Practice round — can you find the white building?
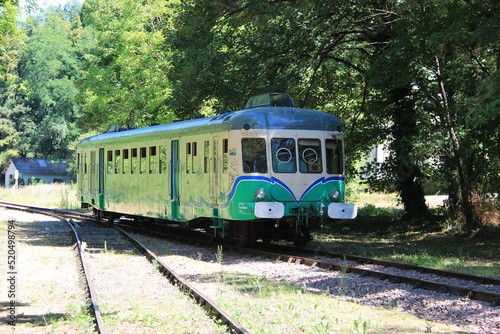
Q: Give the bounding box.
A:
[3,158,70,187]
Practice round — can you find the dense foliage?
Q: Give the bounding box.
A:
[0,0,498,232]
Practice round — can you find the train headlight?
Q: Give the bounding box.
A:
[254,188,266,200]
[329,189,341,201]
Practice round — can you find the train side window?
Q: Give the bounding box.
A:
[122,149,129,174]
[107,150,113,174]
[159,146,167,174]
[271,138,297,173]
[242,138,267,173]
[131,148,138,174]
[204,141,210,173]
[326,139,343,174]
[140,147,147,174]
[90,151,96,191]
[298,139,322,173]
[149,146,157,174]
[84,153,88,174]
[115,150,121,174]
[222,139,228,173]
[77,153,80,172]
[192,142,198,174]
[186,142,191,173]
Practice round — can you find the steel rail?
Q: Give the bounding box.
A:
[114,220,500,307]
[114,225,250,334]
[292,245,500,286]
[243,247,500,307]
[0,201,107,333]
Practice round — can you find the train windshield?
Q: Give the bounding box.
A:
[326,139,343,174]
[298,139,322,173]
[271,138,297,173]
[242,138,268,173]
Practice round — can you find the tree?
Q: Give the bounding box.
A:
[366,0,499,230]
[0,0,27,166]
[17,3,84,158]
[78,0,178,131]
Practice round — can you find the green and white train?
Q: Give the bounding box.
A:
[77,93,357,246]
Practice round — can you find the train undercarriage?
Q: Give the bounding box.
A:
[92,208,316,248]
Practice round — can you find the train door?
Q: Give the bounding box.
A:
[170,140,180,219]
[98,148,105,209]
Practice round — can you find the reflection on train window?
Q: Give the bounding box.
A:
[242,138,267,173]
[115,150,121,174]
[326,139,343,174]
[159,146,167,174]
[298,139,322,173]
[271,138,297,173]
[107,150,113,174]
[122,149,129,174]
[149,146,157,174]
[140,147,147,174]
[131,148,138,174]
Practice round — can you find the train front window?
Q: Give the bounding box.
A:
[271,138,297,173]
[242,138,267,173]
[298,139,322,173]
[326,139,343,174]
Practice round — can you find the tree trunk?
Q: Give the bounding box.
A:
[390,86,429,219]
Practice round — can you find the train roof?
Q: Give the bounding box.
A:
[78,105,344,146]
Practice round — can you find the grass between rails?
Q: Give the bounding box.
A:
[170,254,467,334]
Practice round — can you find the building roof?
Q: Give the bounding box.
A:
[4,158,69,176]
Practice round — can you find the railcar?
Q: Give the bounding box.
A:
[76,93,357,246]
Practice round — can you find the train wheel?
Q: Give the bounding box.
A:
[232,221,254,248]
[293,239,308,248]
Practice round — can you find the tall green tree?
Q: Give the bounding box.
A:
[0,0,27,166]
[17,3,84,158]
[79,0,178,131]
[367,0,499,230]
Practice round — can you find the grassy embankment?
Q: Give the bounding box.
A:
[310,192,499,278]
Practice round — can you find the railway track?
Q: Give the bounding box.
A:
[112,217,500,307]
[0,202,250,334]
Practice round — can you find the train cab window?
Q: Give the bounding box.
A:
[149,146,157,174]
[107,150,113,174]
[271,138,297,173]
[131,148,138,174]
[298,139,322,173]
[242,138,267,173]
[140,147,147,174]
[159,146,167,174]
[115,150,121,174]
[326,139,343,174]
[222,139,228,173]
[204,141,210,173]
[122,149,129,174]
